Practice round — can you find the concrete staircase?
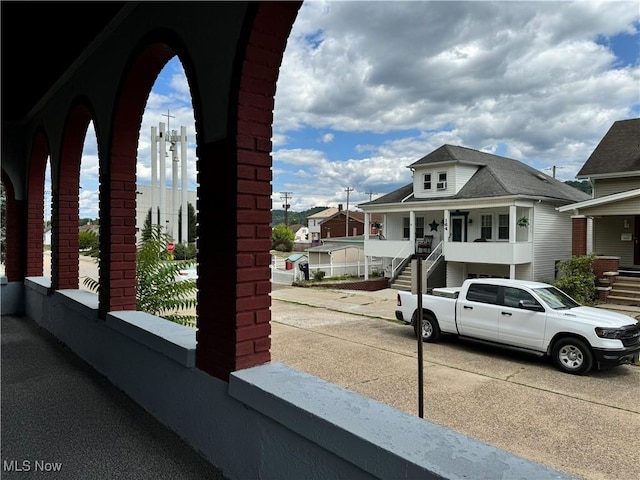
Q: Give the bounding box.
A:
[391,263,413,291]
[606,275,640,307]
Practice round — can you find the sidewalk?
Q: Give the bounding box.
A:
[270,285,400,321]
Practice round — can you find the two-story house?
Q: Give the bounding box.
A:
[307,207,339,245]
[557,118,640,278]
[359,145,590,288]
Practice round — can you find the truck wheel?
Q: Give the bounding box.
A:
[551,337,594,375]
[413,312,441,343]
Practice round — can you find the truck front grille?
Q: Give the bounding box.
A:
[620,324,640,347]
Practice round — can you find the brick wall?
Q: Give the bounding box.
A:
[196,2,302,381]
[571,216,587,256]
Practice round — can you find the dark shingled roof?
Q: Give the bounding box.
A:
[362,145,590,207]
[577,118,640,177]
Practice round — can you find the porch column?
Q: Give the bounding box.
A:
[410,211,416,246]
[509,205,517,243]
[571,216,588,256]
[443,209,450,243]
[364,212,369,280]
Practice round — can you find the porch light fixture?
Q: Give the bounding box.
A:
[623,219,630,229]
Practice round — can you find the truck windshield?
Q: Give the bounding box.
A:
[533,287,580,310]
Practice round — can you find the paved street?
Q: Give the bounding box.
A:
[270,286,640,480]
[20,256,640,479]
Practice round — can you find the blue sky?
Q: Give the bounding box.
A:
[59,1,639,220]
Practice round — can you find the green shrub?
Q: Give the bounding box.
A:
[173,242,197,260]
[554,254,597,305]
[84,225,197,327]
[312,270,326,281]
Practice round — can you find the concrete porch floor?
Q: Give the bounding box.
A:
[1,314,228,479]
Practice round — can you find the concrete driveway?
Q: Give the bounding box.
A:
[270,286,640,480]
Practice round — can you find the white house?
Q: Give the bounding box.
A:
[358,145,590,289]
[306,207,338,244]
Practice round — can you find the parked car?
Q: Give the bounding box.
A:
[395,278,640,375]
[175,266,198,282]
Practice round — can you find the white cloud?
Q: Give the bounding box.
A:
[320,133,334,143]
[274,1,638,144]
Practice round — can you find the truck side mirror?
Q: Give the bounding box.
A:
[519,300,544,312]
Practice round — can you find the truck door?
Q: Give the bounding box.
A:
[457,283,500,341]
[498,286,546,350]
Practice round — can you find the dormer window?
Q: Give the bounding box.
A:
[423,173,431,190]
[437,172,447,190]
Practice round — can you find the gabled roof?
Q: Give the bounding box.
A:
[307,207,339,219]
[361,145,589,206]
[322,210,365,224]
[288,224,306,233]
[577,118,640,178]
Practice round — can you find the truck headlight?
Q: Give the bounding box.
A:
[594,327,623,339]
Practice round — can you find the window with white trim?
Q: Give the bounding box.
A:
[437,172,447,190]
[481,215,492,240]
[403,216,425,239]
[498,214,509,240]
[423,173,431,190]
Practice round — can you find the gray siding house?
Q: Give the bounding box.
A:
[359,145,590,288]
[558,118,640,269]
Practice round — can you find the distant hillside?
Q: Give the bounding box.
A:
[271,206,329,227]
[564,180,592,195]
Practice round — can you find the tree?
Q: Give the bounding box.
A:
[178,202,197,243]
[142,207,160,241]
[271,223,294,252]
[78,229,99,257]
[84,225,197,327]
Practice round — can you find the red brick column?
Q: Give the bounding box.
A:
[99,44,175,318]
[52,105,90,290]
[195,1,301,381]
[571,216,587,256]
[1,172,25,282]
[26,131,49,277]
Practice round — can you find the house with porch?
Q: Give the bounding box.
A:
[557,118,640,304]
[359,145,590,289]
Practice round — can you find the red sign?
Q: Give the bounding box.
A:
[167,242,175,252]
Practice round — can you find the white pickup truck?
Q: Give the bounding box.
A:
[395,278,640,375]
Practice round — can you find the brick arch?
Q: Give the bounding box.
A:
[1,171,24,282]
[99,39,194,317]
[26,129,50,277]
[51,101,94,290]
[195,2,302,380]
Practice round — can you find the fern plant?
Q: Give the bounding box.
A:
[83,225,197,327]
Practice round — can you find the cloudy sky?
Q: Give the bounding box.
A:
[68,0,639,219]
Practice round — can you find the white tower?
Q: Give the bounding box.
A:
[150,116,189,243]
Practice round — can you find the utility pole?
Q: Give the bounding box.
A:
[280,192,292,226]
[545,166,565,179]
[345,187,353,237]
[366,190,376,201]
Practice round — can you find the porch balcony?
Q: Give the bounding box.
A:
[443,241,533,264]
[365,237,533,265]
